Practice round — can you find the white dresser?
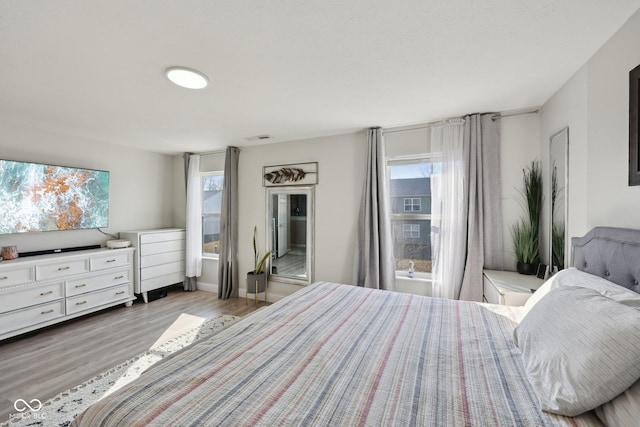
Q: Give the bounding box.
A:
[119,229,186,303]
[0,247,135,340]
[483,270,544,306]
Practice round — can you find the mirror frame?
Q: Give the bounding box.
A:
[265,185,315,285]
[549,127,569,272]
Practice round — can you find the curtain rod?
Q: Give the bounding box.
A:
[184,147,243,157]
[384,107,540,134]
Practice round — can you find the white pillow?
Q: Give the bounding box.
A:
[522,268,640,317]
[596,378,640,427]
[514,285,640,416]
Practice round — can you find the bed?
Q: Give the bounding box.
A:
[72,227,640,426]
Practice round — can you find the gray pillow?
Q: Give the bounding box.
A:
[596,378,640,427]
[513,285,640,416]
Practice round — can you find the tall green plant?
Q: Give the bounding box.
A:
[511,160,543,265]
[251,226,271,274]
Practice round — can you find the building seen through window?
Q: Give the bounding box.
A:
[388,160,433,273]
[202,173,223,256]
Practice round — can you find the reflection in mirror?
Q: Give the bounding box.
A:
[266,186,314,285]
[549,127,569,272]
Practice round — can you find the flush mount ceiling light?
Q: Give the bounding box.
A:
[166,67,209,89]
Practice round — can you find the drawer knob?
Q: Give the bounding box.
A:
[0,276,8,280]
[40,290,54,296]
[114,275,124,280]
[106,259,116,263]
[58,266,71,271]
[115,291,125,295]
[41,309,54,314]
[76,301,87,305]
[75,284,87,288]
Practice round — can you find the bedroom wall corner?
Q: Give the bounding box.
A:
[540,65,589,265]
[500,113,543,270]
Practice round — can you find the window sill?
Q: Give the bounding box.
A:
[202,255,220,261]
[395,271,432,282]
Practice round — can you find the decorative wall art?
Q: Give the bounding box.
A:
[263,162,318,187]
[629,63,640,186]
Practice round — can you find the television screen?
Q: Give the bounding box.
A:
[0,160,109,233]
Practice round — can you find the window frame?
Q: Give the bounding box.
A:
[201,171,224,260]
[387,156,433,279]
[403,197,421,212]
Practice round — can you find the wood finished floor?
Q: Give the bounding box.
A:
[0,287,267,422]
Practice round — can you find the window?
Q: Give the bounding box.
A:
[404,197,421,212]
[202,172,223,257]
[403,223,420,238]
[388,158,433,273]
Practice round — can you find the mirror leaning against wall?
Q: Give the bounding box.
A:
[266,186,314,285]
[549,127,569,272]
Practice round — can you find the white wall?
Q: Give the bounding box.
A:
[540,66,588,265]
[586,9,640,228]
[539,8,640,257]
[0,117,177,253]
[236,133,365,301]
[500,113,542,270]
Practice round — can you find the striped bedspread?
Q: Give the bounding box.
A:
[73,282,602,426]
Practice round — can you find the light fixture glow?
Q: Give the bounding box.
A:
[166,67,209,89]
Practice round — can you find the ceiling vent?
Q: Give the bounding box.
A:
[246,134,271,141]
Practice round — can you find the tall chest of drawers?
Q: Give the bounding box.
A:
[119,229,186,303]
[0,247,135,340]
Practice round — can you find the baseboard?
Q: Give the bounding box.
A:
[197,281,287,303]
[197,281,218,293]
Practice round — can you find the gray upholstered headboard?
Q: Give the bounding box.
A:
[571,227,640,293]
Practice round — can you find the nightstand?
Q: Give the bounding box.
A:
[482,270,544,306]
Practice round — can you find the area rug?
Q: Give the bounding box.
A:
[2,314,240,427]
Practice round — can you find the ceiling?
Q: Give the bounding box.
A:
[1,1,639,155]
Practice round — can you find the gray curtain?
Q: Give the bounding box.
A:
[218,146,240,299]
[353,128,396,290]
[459,114,503,301]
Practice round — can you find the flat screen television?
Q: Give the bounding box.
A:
[0,159,109,234]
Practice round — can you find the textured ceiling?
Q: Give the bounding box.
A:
[1,1,639,154]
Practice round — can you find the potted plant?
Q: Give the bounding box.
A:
[511,160,542,275]
[247,226,271,294]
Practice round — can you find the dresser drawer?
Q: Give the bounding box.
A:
[140,231,185,244]
[483,276,502,305]
[36,259,89,281]
[90,252,131,271]
[140,251,184,269]
[0,266,34,287]
[140,272,185,294]
[66,269,130,297]
[0,300,65,335]
[141,261,185,281]
[66,284,131,315]
[1,282,64,314]
[140,240,186,256]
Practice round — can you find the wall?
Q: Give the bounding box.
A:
[237,133,365,301]
[540,8,640,256]
[500,113,542,270]
[0,116,177,253]
[386,116,542,273]
[540,66,588,265]
[586,9,640,228]
[208,117,537,302]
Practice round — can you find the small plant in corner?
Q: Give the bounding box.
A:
[247,226,272,294]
